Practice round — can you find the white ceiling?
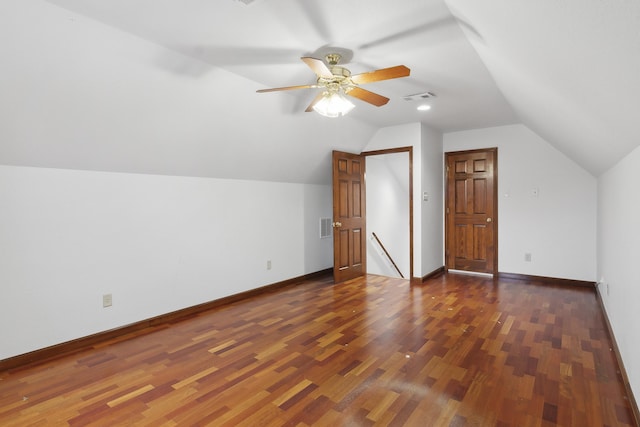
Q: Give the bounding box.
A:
[1,0,638,183]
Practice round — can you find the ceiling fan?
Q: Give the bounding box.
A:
[256,53,410,117]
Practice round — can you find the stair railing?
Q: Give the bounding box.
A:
[371,232,404,278]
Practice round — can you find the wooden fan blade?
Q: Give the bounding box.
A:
[301,57,333,78]
[305,91,326,112]
[256,84,316,93]
[350,65,410,85]
[346,87,389,107]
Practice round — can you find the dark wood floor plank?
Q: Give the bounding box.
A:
[0,273,636,426]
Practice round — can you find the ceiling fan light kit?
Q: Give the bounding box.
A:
[257,52,410,118]
[313,90,355,118]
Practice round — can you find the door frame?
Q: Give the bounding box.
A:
[362,147,414,282]
[444,147,498,275]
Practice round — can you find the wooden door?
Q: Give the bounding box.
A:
[445,148,497,274]
[332,150,366,283]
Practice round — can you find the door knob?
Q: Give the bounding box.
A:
[486,217,492,223]
[332,221,342,228]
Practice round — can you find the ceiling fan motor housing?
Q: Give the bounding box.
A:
[319,57,354,93]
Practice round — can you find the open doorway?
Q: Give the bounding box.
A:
[363,147,413,280]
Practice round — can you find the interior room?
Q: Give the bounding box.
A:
[1,0,639,425]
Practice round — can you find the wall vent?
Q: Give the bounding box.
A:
[403,91,437,101]
[320,218,332,239]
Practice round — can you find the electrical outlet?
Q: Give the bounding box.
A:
[103,294,112,308]
[267,260,272,270]
[607,283,610,296]
[524,253,532,262]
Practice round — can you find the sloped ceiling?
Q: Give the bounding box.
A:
[1,0,638,184]
[446,0,640,175]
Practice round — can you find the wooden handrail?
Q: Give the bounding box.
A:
[371,232,405,278]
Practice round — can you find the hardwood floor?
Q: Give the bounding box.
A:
[0,273,636,426]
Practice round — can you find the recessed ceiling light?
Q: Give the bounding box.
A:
[417,104,431,111]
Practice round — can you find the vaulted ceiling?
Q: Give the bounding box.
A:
[1,0,638,184]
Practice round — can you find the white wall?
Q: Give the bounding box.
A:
[444,124,597,281]
[366,153,410,278]
[0,165,332,360]
[598,145,640,401]
[421,124,444,275]
[303,184,333,272]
